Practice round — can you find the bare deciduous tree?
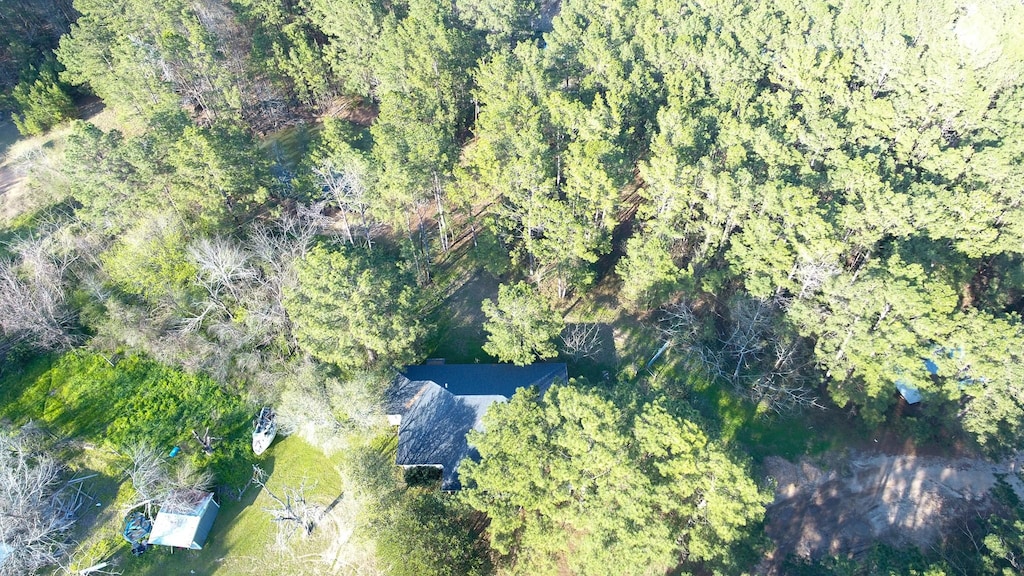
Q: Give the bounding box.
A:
[120,442,213,515]
[191,428,219,455]
[560,323,603,361]
[0,235,78,352]
[121,442,169,509]
[790,257,841,300]
[313,160,377,249]
[188,236,256,302]
[657,300,701,343]
[0,427,79,576]
[251,465,326,549]
[657,298,824,415]
[720,297,774,382]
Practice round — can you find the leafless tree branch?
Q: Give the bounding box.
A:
[251,465,326,549]
[560,323,603,361]
[0,426,79,576]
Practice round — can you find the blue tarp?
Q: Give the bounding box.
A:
[895,379,923,404]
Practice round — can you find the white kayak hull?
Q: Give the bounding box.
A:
[252,427,276,455]
[252,407,277,455]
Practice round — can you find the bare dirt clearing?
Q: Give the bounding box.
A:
[0,118,25,222]
[764,451,1024,564]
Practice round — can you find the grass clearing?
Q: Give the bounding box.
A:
[426,267,499,364]
[129,435,345,576]
[1,352,351,575]
[261,123,318,174]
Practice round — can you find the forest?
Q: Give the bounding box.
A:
[1,0,1023,574]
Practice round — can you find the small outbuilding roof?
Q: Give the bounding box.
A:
[149,491,219,550]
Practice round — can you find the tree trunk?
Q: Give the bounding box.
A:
[433,173,450,253]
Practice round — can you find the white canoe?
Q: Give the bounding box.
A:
[252,407,277,455]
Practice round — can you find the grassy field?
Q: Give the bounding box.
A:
[0,353,348,576]
[128,435,345,576]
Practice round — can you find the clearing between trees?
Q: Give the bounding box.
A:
[764,450,1024,565]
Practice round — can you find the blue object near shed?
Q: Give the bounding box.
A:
[168,446,181,458]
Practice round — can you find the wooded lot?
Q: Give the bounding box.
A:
[1,0,1023,574]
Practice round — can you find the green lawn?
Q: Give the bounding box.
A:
[128,435,345,576]
[0,352,349,576]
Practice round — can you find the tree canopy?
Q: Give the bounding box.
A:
[481,281,563,365]
[461,385,770,575]
[284,243,423,370]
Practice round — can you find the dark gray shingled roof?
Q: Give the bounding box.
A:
[402,363,568,399]
[388,363,568,490]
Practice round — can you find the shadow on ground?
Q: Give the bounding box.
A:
[428,269,499,363]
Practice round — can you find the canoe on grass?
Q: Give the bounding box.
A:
[252,406,277,455]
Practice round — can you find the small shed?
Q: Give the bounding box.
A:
[149,491,219,550]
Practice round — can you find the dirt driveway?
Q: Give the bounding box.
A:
[0,154,30,223]
[0,118,31,223]
[763,451,1024,563]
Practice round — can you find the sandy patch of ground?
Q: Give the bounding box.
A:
[764,451,1024,563]
[0,163,31,223]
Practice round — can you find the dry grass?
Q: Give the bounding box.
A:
[0,101,120,225]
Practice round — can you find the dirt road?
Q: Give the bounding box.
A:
[764,451,1024,561]
[0,118,28,222]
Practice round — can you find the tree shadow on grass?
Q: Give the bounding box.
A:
[0,118,19,158]
[427,269,500,363]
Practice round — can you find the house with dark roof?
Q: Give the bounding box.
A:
[386,361,568,490]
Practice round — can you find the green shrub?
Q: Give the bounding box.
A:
[101,219,199,304]
[10,67,76,136]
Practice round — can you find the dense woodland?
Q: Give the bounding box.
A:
[1,0,1024,574]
